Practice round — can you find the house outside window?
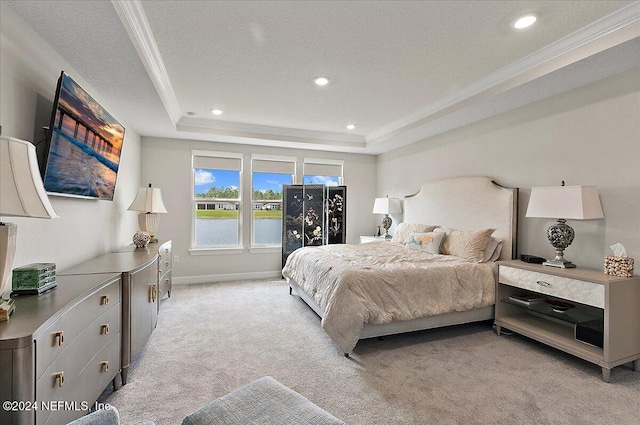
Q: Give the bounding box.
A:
[251,155,296,247]
[192,151,242,248]
[303,158,344,186]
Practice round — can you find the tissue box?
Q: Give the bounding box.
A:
[604,256,634,277]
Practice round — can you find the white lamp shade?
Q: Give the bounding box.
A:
[128,184,168,213]
[0,136,58,219]
[372,197,402,215]
[526,186,604,220]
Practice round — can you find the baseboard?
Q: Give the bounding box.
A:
[173,270,283,285]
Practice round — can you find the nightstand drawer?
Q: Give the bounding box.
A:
[499,266,604,308]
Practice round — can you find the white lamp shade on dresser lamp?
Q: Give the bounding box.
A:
[128,183,168,243]
[526,184,604,268]
[0,136,59,298]
[372,197,402,239]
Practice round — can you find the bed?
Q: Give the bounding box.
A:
[282,176,518,354]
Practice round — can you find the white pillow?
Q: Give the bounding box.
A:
[438,228,496,262]
[482,237,503,262]
[405,231,446,254]
[391,223,438,244]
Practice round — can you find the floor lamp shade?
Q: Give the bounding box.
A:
[0,136,58,297]
[526,185,604,268]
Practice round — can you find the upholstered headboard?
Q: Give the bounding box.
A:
[403,176,518,260]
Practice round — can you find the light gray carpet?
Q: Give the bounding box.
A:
[100,280,640,424]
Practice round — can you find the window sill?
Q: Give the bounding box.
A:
[248,246,281,254]
[189,247,244,256]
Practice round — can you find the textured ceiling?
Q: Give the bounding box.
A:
[5,0,639,154]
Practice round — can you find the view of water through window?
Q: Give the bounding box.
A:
[195,218,282,246]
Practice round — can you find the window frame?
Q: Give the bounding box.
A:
[303,157,344,186]
[190,150,243,254]
[250,154,297,249]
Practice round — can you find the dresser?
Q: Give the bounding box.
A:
[0,273,122,425]
[60,241,171,385]
[495,260,640,382]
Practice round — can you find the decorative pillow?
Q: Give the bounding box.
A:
[391,223,438,244]
[440,228,496,262]
[405,231,446,254]
[482,237,503,263]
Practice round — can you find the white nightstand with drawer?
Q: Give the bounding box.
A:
[495,260,640,382]
[359,236,390,243]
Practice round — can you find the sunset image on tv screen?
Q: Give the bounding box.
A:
[44,73,125,200]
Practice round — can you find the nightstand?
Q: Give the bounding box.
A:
[495,260,640,382]
[359,236,389,243]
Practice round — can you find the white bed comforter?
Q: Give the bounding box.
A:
[282,241,496,352]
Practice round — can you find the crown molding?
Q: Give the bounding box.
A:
[112,0,182,124]
[366,2,640,147]
[177,117,365,146]
[113,0,639,154]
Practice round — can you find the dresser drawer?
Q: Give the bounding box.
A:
[35,280,120,378]
[499,266,604,308]
[158,257,172,277]
[37,335,120,425]
[36,306,120,404]
[159,270,171,298]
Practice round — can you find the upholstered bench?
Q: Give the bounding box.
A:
[181,376,345,425]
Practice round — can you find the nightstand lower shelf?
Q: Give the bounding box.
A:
[496,314,602,363]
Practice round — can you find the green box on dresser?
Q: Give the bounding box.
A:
[12,263,56,291]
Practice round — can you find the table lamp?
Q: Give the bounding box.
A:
[128,183,168,243]
[0,136,59,300]
[372,196,402,239]
[525,183,604,268]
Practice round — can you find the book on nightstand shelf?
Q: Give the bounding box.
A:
[508,294,547,306]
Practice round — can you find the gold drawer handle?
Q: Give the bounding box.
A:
[101,294,110,305]
[164,261,170,267]
[150,284,157,302]
[537,280,552,288]
[101,361,109,373]
[53,371,64,387]
[53,331,64,346]
[164,249,169,254]
[101,324,110,335]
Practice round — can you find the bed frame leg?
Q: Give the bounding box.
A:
[289,286,292,295]
[344,353,350,358]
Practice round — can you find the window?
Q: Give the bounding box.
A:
[251,155,296,246]
[192,151,242,248]
[303,158,343,186]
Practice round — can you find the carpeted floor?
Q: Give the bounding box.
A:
[100,279,640,424]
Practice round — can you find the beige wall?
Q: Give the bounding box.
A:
[141,137,377,282]
[0,3,140,274]
[4,0,636,281]
[377,68,640,271]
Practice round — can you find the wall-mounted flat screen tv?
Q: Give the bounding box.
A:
[39,71,125,200]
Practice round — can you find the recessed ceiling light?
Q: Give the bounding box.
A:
[512,14,537,29]
[346,124,356,130]
[211,109,223,116]
[313,76,330,86]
